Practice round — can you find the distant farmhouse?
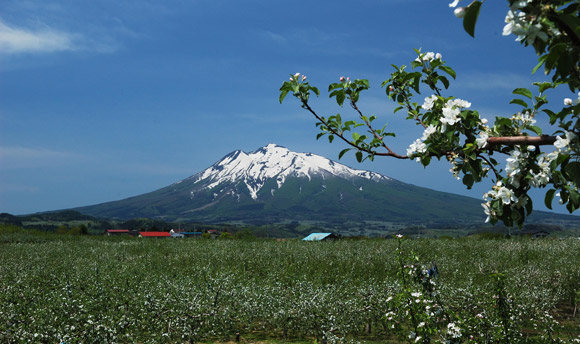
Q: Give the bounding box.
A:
[302,233,337,241]
[105,228,221,239]
[138,231,171,238]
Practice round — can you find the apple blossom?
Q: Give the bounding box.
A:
[453,7,466,18]
[476,131,488,149]
[421,125,437,140]
[421,95,438,111]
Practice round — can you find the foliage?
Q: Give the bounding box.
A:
[279,0,580,228]
[1,234,580,343]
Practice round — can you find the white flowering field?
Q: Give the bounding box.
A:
[1,235,580,343]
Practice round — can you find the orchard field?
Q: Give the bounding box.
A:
[1,230,580,343]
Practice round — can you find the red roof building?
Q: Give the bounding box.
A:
[138,231,171,238]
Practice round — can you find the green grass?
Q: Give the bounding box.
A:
[1,228,580,343]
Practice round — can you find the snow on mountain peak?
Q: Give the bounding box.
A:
[190,144,390,199]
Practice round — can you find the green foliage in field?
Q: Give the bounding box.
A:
[0,235,579,343]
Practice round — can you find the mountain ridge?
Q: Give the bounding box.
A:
[74,144,580,233]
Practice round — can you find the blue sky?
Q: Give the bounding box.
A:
[0,0,575,216]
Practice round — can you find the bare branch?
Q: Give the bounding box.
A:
[486,135,557,147]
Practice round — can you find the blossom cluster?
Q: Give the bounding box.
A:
[407,95,473,159]
[414,51,442,63]
[451,0,554,44]
[481,130,578,223]
[511,111,536,126]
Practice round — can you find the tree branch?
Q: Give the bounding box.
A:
[301,100,408,159]
[350,101,399,156]
[486,135,557,147]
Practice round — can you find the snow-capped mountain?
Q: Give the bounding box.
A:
[76,144,486,229]
[184,143,388,200]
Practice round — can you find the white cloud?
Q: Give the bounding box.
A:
[0,146,82,169]
[0,19,78,54]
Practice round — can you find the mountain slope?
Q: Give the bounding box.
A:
[76,144,492,226]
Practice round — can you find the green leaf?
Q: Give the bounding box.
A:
[336,92,346,106]
[462,174,474,189]
[532,55,547,74]
[544,189,556,210]
[394,106,403,113]
[439,76,450,89]
[565,161,580,186]
[279,90,289,104]
[463,1,482,37]
[355,151,363,163]
[438,65,456,79]
[509,99,529,108]
[528,126,542,135]
[512,88,533,99]
[338,148,350,160]
[533,81,553,93]
[309,86,320,97]
[352,132,360,141]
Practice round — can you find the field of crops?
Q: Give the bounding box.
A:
[1,232,580,343]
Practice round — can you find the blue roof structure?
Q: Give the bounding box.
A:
[302,233,335,241]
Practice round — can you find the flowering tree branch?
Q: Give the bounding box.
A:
[280,0,580,227]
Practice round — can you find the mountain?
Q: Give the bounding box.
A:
[74,144,579,234]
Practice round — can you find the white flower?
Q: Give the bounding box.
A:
[435,53,442,60]
[512,111,536,125]
[421,125,437,140]
[530,171,550,187]
[294,72,301,78]
[481,118,488,125]
[423,52,435,62]
[407,139,427,157]
[422,95,438,111]
[476,131,489,149]
[565,98,573,106]
[554,136,569,151]
[447,322,462,338]
[497,186,517,205]
[411,292,422,297]
[441,107,460,126]
[503,10,527,37]
[454,7,467,18]
[449,0,461,7]
[449,98,471,109]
